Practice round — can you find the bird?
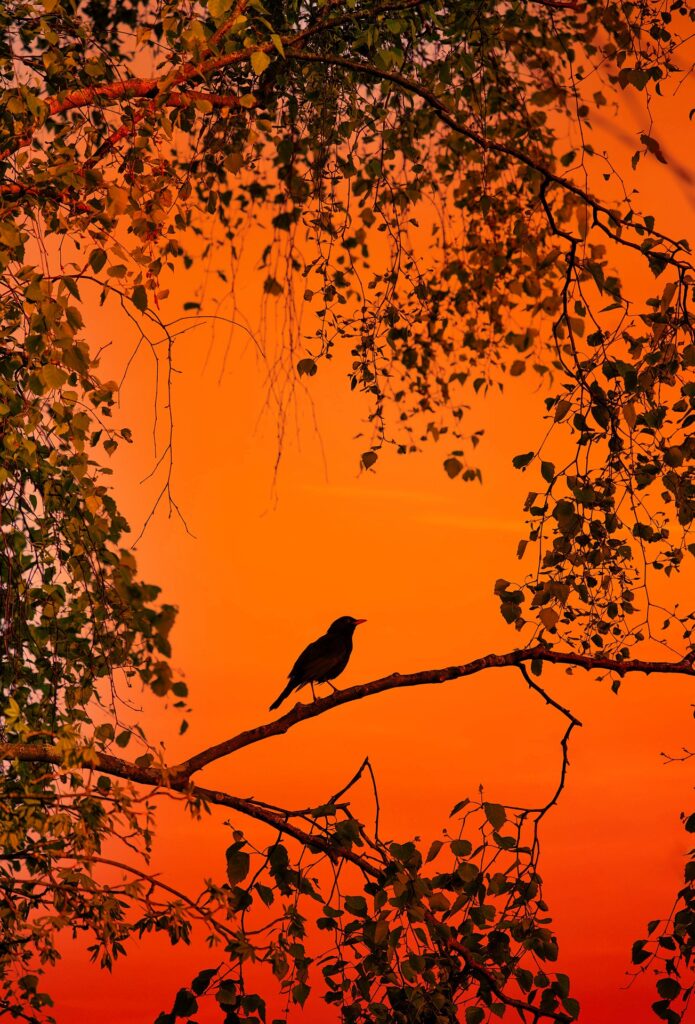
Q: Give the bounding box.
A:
[269,616,366,712]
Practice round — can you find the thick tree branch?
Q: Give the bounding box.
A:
[175,645,691,778]
[1,647,691,792]
[0,0,426,159]
[0,742,384,876]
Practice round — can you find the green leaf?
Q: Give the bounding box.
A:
[251,50,271,76]
[208,0,231,17]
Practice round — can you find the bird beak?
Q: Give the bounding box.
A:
[354,618,367,625]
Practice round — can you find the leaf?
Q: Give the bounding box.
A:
[512,451,534,470]
[631,939,650,964]
[292,982,310,1007]
[554,398,572,422]
[107,185,129,213]
[344,895,368,917]
[251,50,271,76]
[42,365,68,390]
[207,0,232,18]
[216,981,237,1007]
[297,358,317,377]
[466,1009,485,1024]
[640,133,667,164]
[426,839,443,862]
[656,978,680,1001]
[225,844,250,885]
[539,607,559,630]
[132,285,148,312]
[225,151,244,174]
[361,450,377,470]
[172,988,198,1017]
[483,802,506,830]
[541,460,555,483]
[264,275,283,295]
[450,838,472,857]
[444,456,462,478]
[449,798,470,817]
[191,969,217,996]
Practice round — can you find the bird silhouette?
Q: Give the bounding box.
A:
[269,616,366,712]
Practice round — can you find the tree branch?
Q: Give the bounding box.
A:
[175,645,691,778]
[1,647,691,792]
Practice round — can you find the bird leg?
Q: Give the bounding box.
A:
[310,681,317,701]
[326,681,338,694]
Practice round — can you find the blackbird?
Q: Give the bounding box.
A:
[269,615,366,711]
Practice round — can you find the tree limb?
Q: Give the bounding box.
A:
[175,644,690,778]
[1,647,691,791]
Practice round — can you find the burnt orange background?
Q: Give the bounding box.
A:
[46,74,693,1022]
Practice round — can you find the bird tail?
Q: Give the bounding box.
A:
[269,682,295,712]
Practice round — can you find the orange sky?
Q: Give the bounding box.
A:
[44,60,694,1024]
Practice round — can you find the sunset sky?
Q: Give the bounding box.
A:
[43,48,695,1024]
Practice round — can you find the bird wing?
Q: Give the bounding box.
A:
[289,634,343,684]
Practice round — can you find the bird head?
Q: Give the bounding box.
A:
[327,615,367,634]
